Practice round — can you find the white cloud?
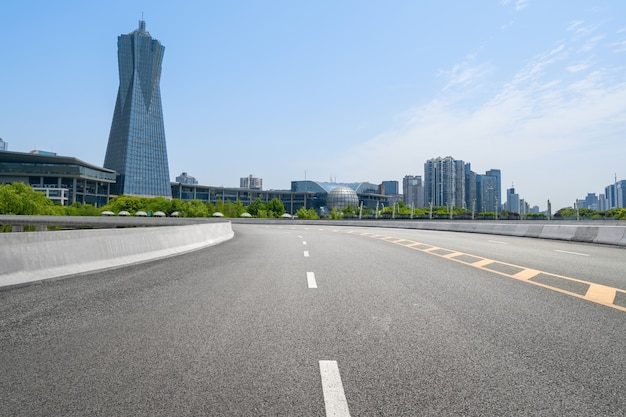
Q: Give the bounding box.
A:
[567,20,584,31]
[505,42,566,88]
[567,20,601,42]
[437,52,495,95]
[611,40,626,53]
[440,61,493,91]
[501,0,529,12]
[515,0,529,11]
[578,34,604,53]
[566,62,591,73]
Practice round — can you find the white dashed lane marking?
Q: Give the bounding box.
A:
[319,360,351,417]
[555,249,590,257]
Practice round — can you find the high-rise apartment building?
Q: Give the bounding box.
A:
[0,138,7,152]
[485,169,501,211]
[423,156,502,212]
[476,172,499,213]
[241,175,263,190]
[424,156,465,207]
[403,175,423,208]
[104,20,171,197]
[506,187,520,213]
[176,172,198,185]
[605,180,626,209]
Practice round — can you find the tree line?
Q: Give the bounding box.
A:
[0,182,296,218]
[1,182,625,220]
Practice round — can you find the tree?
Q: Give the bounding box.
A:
[185,200,210,217]
[295,207,319,219]
[143,197,172,215]
[170,199,188,216]
[247,198,264,217]
[265,198,285,218]
[64,202,101,216]
[101,196,144,214]
[222,200,245,218]
[329,208,343,220]
[342,205,357,216]
[0,183,59,215]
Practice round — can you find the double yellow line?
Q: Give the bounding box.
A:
[342,230,626,313]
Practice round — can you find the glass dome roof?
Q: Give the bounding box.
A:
[327,186,359,210]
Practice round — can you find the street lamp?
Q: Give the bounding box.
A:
[495,197,499,220]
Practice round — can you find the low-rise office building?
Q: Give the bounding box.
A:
[171,180,390,215]
[0,151,116,207]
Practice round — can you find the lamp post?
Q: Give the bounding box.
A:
[472,198,476,220]
[495,197,499,220]
[547,199,552,220]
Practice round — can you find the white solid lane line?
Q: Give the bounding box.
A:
[319,360,351,417]
[555,249,590,257]
[307,272,317,289]
[488,240,509,245]
[303,241,307,245]
[304,251,310,257]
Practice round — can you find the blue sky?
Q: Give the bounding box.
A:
[2,1,625,210]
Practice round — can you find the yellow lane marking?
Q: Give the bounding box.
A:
[586,284,617,304]
[513,269,541,280]
[344,230,626,313]
[442,252,464,259]
[472,259,494,268]
[392,239,413,244]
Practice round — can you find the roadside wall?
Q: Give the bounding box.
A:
[231,218,626,246]
[0,222,233,289]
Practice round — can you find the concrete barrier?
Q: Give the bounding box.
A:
[0,222,233,289]
[594,226,626,246]
[231,218,626,246]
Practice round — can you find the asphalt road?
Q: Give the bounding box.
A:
[1,224,625,416]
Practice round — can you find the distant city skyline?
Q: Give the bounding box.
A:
[1,1,626,210]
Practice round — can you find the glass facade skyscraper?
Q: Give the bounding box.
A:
[104,20,171,197]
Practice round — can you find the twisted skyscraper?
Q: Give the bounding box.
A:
[104,20,171,197]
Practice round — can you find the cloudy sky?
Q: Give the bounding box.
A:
[1,1,625,210]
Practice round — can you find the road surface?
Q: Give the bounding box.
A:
[1,224,625,416]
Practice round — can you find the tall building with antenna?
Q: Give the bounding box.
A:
[104,20,171,197]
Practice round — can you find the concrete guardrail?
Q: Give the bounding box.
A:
[231,218,626,246]
[0,220,233,290]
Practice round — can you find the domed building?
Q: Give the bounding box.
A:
[326,186,359,211]
[288,180,385,216]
